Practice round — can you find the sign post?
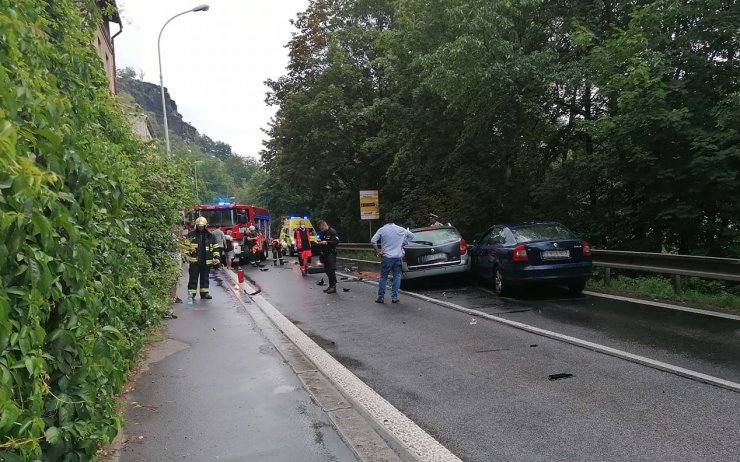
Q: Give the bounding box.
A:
[360,190,379,241]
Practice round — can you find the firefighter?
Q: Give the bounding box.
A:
[270,237,285,266]
[187,216,220,300]
[294,219,312,276]
[243,225,262,267]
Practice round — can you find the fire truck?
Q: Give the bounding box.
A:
[184,199,271,263]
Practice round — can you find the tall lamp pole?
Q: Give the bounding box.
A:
[157,4,210,156]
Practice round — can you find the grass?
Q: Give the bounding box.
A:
[588,273,740,313]
[337,249,380,261]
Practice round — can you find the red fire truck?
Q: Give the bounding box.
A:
[184,200,271,263]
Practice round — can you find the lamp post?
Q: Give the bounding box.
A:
[157,4,210,156]
[193,160,203,203]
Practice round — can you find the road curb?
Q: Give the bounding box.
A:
[223,269,461,462]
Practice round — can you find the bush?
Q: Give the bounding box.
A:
[0,1,190,460]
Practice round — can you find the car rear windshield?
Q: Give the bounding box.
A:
[410,228,461,245]
[511,224,576,243]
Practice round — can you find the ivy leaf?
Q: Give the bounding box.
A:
[45,426,62,445]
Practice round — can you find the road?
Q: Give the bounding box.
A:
[240,260,740,462]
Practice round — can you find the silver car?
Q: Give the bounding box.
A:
[401,226,471,284]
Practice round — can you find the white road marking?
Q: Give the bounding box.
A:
[582,290,740,321]
[337,271,740,393]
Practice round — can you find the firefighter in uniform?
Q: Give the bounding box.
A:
[243,225,262,267]
[270,237,285,266]
[294,220,313,276]
[187,217,220,300]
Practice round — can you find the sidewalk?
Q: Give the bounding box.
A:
[110,269,360,462]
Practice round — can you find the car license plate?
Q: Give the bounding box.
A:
[542,250,570,260]
[419,253,447,264]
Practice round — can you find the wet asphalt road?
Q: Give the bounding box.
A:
[409,277,740,383]
[242,261,740,462]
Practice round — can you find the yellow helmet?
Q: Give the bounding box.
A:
[195,216,208,226]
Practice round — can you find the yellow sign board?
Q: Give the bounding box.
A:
[359,190,379,220]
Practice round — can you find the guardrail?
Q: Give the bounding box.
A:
[336,243,740,291]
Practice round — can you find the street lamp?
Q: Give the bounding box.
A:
[157,4,210,156]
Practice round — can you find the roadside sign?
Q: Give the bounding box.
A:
[359,190,379,220]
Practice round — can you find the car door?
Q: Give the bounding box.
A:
[470,229,490,273]
[475,228,501,277]
[485,227,509,277]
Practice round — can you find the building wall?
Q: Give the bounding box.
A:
[128,113,156,142]
[94,22,116,93]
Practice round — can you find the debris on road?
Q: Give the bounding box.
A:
[317,278,325,286]
[342,288,350,292]
[469,318,478,325]
[548,373,574,381]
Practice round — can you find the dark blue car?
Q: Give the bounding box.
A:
[469,222,593,296]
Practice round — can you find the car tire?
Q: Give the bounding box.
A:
[568,280,587,294]
[494,267,509,297]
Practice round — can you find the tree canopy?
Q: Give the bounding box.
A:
[261,0,740,256]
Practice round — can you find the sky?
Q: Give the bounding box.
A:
[115,0,309,159]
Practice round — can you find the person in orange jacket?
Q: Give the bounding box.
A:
[294,220,313,276]
[243,225,263,267]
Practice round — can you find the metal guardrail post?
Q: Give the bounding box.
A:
[673,275,682,294]
[604,268,612,287]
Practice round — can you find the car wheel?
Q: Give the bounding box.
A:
[494,267,509,297]
[568,280,587,294]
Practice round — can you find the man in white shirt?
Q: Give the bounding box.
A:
[371,216,414,304]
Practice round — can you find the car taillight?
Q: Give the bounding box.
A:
[459,239,467,255]
[512,244,528,262]
[582,241,592,257]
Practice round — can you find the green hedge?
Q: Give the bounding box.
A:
[0,1,190,460]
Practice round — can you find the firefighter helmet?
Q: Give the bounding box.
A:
[195,217,208,227]
[249,225,256,231]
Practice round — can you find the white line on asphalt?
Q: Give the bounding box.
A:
[337,272,740,393]
[582,290,740,321]
[227,270,463,462]
[478,286,740,321]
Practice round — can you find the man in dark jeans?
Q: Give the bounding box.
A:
[316,219,339,294]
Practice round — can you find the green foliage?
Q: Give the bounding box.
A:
[0,0,190,459]
[262,0,740,257]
